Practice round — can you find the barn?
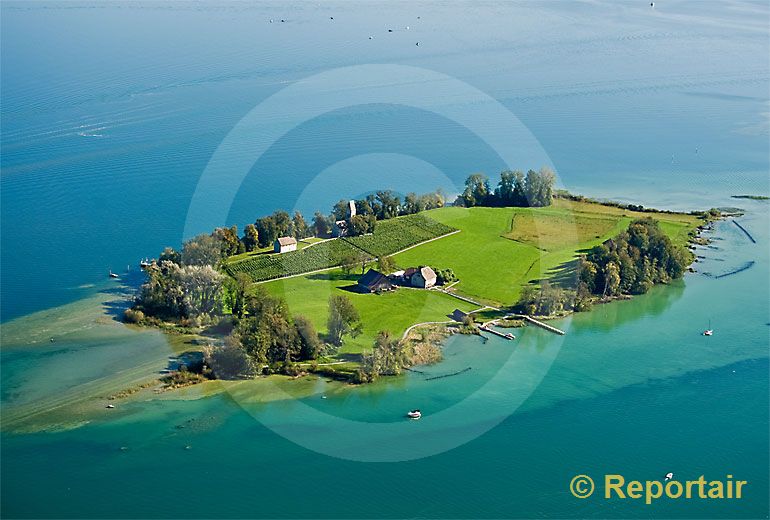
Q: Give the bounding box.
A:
[357,269,394,293]
[411,266,437,288]
[274,236,297,253]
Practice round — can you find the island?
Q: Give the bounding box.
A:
[123,168,720,391]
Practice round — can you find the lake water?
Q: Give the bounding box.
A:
[1,1,768,518]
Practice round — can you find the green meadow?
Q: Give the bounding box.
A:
[396,198,700,306]
[262,270,477,354]
[260,199,701,352]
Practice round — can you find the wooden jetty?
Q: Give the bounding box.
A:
[522,315,565,335]
[479,325,515,340]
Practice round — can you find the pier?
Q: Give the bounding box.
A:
[479,325,515,340]
[522,315,566,335]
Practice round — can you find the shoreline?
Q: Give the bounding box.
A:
[1,198,722,433]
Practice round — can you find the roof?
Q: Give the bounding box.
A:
[357,269,392,290]
[451,309,468,322]
[403,267,417,277]
[418,266,436,281]
[275,236,297,246]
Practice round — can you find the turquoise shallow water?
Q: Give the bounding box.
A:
[1,1,769,518]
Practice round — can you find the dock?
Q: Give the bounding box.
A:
[479,325,515,340]
[522,315,566,335]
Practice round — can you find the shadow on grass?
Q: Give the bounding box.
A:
[306,271,361,282]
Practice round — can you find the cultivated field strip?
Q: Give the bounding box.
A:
[226,214,457,282]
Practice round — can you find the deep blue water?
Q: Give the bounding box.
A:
[1,2,769,519]
[2,0,768,321]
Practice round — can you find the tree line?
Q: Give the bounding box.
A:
[457,167,556,208]
[515,217,693,316]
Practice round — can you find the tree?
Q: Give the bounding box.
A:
[159,247,181,264]
[495,170,526,206]
[577,257,599,293]
[403,192,419,215]
[357,331,407,382]
[377,255,395,274]
[224,272,252,319]
[340,252,364,275]
[312,212,332,238]
[177,265,225,317]
[349,214,374,236]
[332,199,351,221]
[460,173,491,207]
[375,190,400,219]
[212,226,242,257]
[603,261,621,297]
[235,289,300,364]
[206,343,255,379]
[524,167,555,207]
[294,315,321,360]
[181,234,222,266]
[242,224,259,252]
[327,294,362,346]
[292,211,309,240]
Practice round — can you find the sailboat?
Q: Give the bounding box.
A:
[703,319,713,336]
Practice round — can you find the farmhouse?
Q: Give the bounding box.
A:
[411,266,437,288]
[357,269,393,293]
[333,200,357,237]
[274,236,297,253]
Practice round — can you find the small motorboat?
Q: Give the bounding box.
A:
[407,409,422,419]
[109,271,119,279]
[665,472,674,481]
[703,319,713,336]
[139,258,152,268]
[106,404,115,409]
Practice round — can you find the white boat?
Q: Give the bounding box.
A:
[109,271,119,279]
[703,319,713,336]
[106,404,115,409]
[407,409,422,419]
[139,258,152,268]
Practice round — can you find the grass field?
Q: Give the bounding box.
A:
[256,199,700,353]
[394,199,701,306]
[261,269,477,354]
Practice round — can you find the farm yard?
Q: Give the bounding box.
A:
[262,269,477,354]
[225,214,457,282]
